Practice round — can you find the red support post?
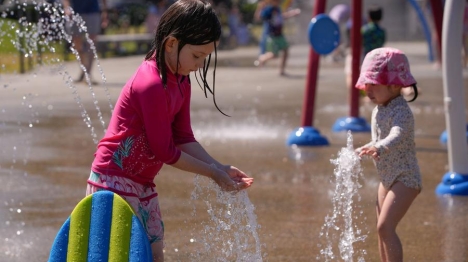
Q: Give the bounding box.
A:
[430,0,444,62]
[300,0,327,127]
[349,0,362,118]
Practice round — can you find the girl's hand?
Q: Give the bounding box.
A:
[358,146,380,160]
[211,165,253,191]
[224,165,254,190]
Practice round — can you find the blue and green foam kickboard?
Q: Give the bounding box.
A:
[48,190,152,262]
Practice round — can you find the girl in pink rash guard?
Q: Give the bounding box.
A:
[86,1,253,261]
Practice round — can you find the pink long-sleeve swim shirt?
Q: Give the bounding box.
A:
[91,59,196,185]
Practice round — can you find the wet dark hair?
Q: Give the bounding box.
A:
[407,84,418,102]
[368,5,383,22]
[145,0,224,114]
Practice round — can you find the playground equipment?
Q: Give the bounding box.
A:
[330,0,369,133]
[435,0,468,196]
[407,0,435,62]
[332,0,442,132]
[286,13,339,146]
[439,125,468,145]
[287,0,451,147]
[308,14,340,56]
[286,0,335,146]
[286,0,367,147]
[332,0,442,133]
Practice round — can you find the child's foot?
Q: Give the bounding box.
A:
[89,79,99,86]
[254,60,265,67]
[75,76,99,86]
[74,72,84,83]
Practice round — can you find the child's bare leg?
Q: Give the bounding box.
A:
[346,73,352,91]
[151,241,164,262]
[280,48,289,75]
[72,35,87,81]
[375,185,386,261]
[257,52,275,66]
[377,181,419,262]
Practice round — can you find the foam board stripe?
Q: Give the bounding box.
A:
[108,193,133,262]
[129,215,152,262]
[68,195,92,262]
[87,191,113,261]
[48,217,70,262]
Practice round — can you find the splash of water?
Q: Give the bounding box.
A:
[0,2,114,259]
[0,1,114,144]
[317,131,368,261]
[189,175,264,262]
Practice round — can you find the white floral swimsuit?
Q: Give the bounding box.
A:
[360,95,422,191]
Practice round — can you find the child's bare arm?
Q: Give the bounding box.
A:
[283,8,301,19]
[254,0,266,21]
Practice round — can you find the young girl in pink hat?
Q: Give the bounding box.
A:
[355,47,421,262]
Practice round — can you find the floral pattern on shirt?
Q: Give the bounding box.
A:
[364,95,422,191]
[112,136,134,170]
[112,133,162,177]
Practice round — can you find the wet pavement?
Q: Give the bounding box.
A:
[1,41,468,261]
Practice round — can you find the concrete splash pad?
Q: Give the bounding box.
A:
[0,42,468,261]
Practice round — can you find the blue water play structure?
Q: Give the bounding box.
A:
[308,14,340,55]
[439,124,468,145]
[407,0,434,62]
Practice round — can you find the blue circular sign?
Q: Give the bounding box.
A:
[308,14,340,55]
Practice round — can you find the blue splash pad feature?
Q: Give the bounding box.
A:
[439,124,468,144]
[286,126,329,146]
[436,172,468,196]
[308,14,340,55]
[332,117,371,133]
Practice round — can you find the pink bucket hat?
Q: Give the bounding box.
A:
[355,47,417,89]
